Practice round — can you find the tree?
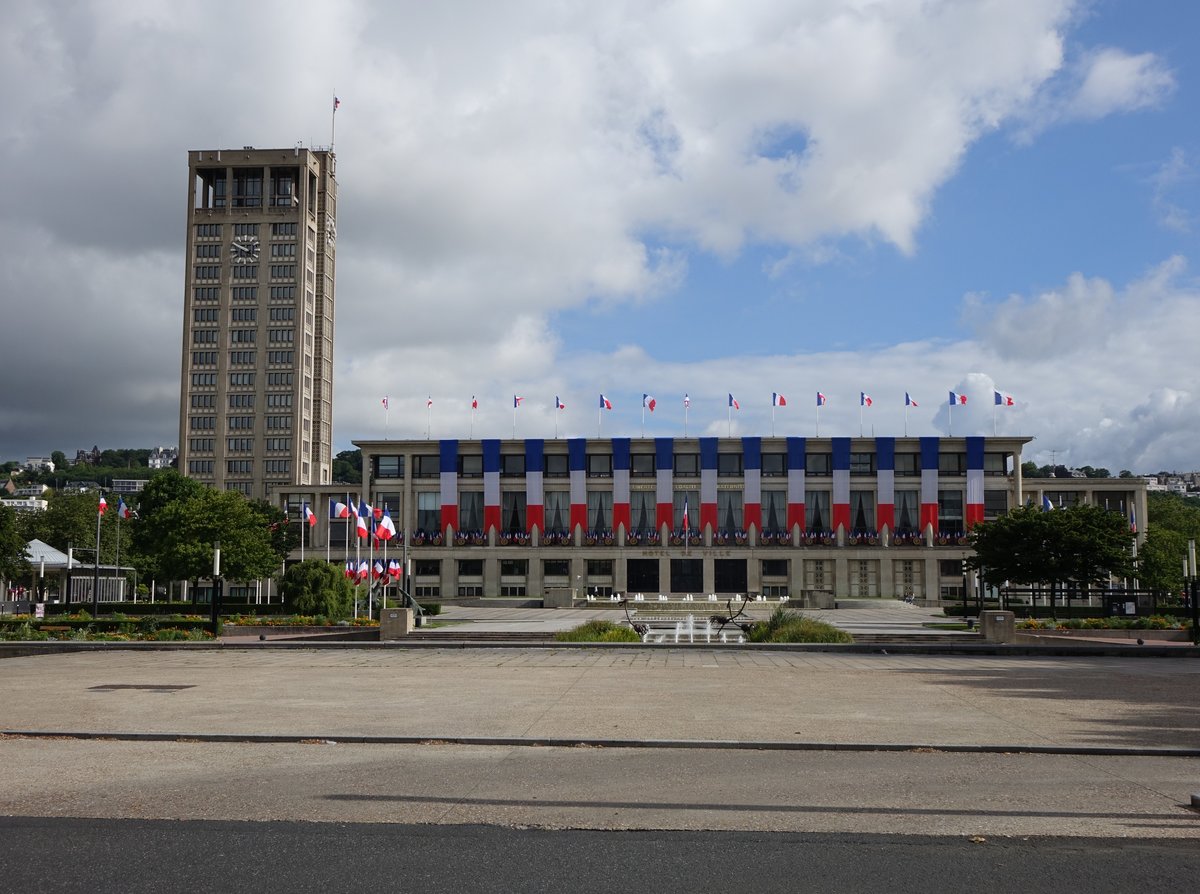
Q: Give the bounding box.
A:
[22,491,109,560]
[50,451,67,470]
[128,472,207,581]
[151,488,283,583]
[1136,527,1187,596]
[0,502,30,582]
[279,558,354,618]
[967,504,1135,600]
[332,449,362,484]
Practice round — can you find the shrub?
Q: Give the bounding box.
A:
[748,607,855,644]
[555,620,642,643]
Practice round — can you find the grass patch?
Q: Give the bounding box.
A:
[748,607,855,644]
[555,619,643,643]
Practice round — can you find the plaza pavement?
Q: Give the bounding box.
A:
[1,635,1198,838]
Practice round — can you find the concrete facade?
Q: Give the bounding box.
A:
[273,435,1148,605]
[177,146,338,500]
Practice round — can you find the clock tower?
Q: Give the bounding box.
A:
[178,146,337,500]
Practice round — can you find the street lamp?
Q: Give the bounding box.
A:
[210,541,222,637]
[1188,539,1198,647]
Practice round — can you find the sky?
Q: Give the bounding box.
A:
[1,0,1198,474]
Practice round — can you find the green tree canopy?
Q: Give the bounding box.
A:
[966,504,1135,590]
[279,558,354,618]
[332,449,362,484]
[0,502,30,581]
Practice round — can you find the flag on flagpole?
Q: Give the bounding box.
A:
[333,96,341,112]
[375,510,396,541]
[98,495,107,516]
[683,394,691,408]
[555,396,565,410]
[949,391,967,405]
[117,497,132,520]
[330,498,351,518]
[860,392,873,407]
[426,396,433,408]
[728,393,739,410]
[905,392,919,407]
[471,396,478,409]
[357,560,369,581]
[772,392,787,407]
[373,559,385,580]
[994,390,1015,406]
[1042,495,1054,511]
[682,496,690,532]
[599,394,612,410]
[388,558,402,581]
[816,392,827,406]
[356,501,371,539]
[643,394,656,412]
[303,503,317,528]
[381,396,389,410]
[513,395,524,407]
[344,561,355,579]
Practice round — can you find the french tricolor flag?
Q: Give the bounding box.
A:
[728,393,739,410]
[816,392,827,406]
[330,499,351,519]
[643,394,656,411]
[600,394,612,410]
[949,391,967,405]
[994,390,1015,406]
[860,392,873,407]
[555,396,565,410]
[905,392,918,407]
[772,392,786,407]
[513,395,523,407]
[303,503,316,527]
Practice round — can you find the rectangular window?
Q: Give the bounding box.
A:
[193,287,219,302]
[189,438,213,452]
[229,351,256,365]
[501,454,525,477]
[271,222,297,237]
[587,453,612,478]
[267,351,293,364]
[457,454,483,478]
[630,454,655,477]
[586,559,613,577]
[188,460,214,474]
[227,438,253,452]
[938,489,964,534]
[270,286,296,300]
[270,243,297,257]
[264,459,291,474]
[192,329,217,344]
[500,559,528,577]
[374,455,404,479]
[458,559,483,577]
[895,453,920,476]
[191,351,217,365]
[270,264,296,279]
[806,453,831,476]
[194,265,219,280]
[850,490,876,532]
[269,307,295,321]
[630,491,655,532]
[231,265,258,280]
[762,453,787,477]
[228,416,254,429]
[232,169,263,207]
[717,491,743,530]
[230,308,257,322]
[417,492,440,532]
[265,394,292,407]
[190,394,214,408]
[717,453,743,477]
[850,453,876,475]
[984,453,1008,475]
[895,490,920,532]
[412,455,439,478]
[231,286,257,301]
[672,490,698,531]
[762,490,787,531]
[194,243,221,258]
[227,460,253,474]
[939,453,967,475]
[544,491,570,533]
[544,454,569,478]
[190,416,215,430]
[195,223,222,238]
[230,329,255,343]
[983,490,1008,519]
[587,490,612,530]
[806,490,831,532]
[265,438,291,451]
[543,560,570,578]
[228,394,255,408]
[265,416,292,429]
[459,491,484,531]
[191,373,216,387]
[266,372,292,385]
[414,559,440,577]
[502,492,527,532]
[673,453,700,476]
[762,559,788,577]
[268,329,294,342]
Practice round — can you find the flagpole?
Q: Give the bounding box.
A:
[815,403,820,438]
[948,402,953,437]
[354,499,361,619]
[859,403,863,438]
[330,92,337,148]
[114,509,121,599]
[300,503,305,561]
[904,402,909,438]
[325,501,330,563]
[684,397,689,438]
[92,498,102,616]
[641,401,646,438]
[554,404,559,440]
[513,401,517,440]
[727,403,732,438]
[771,403,776,438]
[368,507,375,622]
[470,400,475,440]
[426,400,432,440]
[992,401,997,436]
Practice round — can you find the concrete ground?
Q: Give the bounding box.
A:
[2,644,1197,838]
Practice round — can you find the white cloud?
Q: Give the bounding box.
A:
[0,0,1189,476]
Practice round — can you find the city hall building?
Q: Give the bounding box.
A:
[275,435,1147,604]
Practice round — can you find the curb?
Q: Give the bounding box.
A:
[3,640,1199,659]
[4,729,1199,758]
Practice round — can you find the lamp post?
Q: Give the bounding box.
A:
[1188,539,1198,647]
[210,541,222,637]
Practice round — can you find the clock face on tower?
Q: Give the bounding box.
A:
[230,234,260,264]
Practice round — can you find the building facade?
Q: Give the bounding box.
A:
[274,435,1147,604]
[178,146,338,500]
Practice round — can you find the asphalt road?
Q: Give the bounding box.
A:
[1,817,1197,894]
